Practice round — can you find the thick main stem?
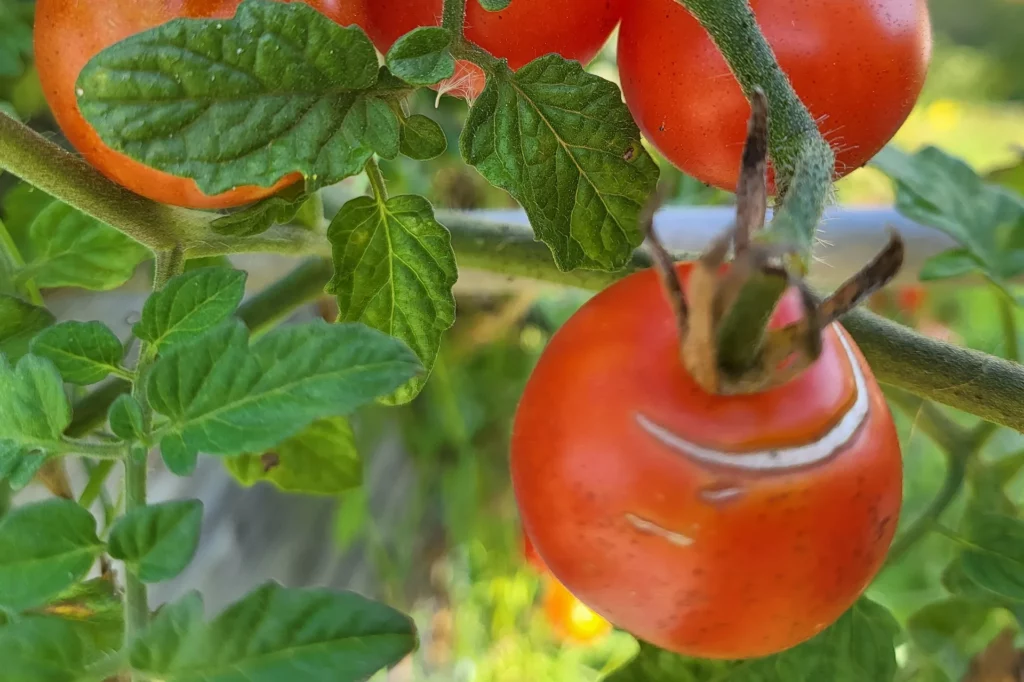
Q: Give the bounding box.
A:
[441,0,468,35]
[0,114,207,250]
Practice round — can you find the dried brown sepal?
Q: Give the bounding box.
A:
[642,182,689,339]
[734,88,769,255]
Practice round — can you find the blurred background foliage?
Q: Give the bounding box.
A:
[4,0,1024,679]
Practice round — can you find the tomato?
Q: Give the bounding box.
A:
[363,0,625,101]
[34,1,367,209]
[522,530,548,573]
[617,0,931,191]
[511,264,902,659]
[543,577,613,645]
[896,285,928,316]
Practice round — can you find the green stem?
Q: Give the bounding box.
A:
[886,450,966,565]
[441,0,468,35]
[998,285,1019,363]
[365,158,389,202]
[123,248,184,652]
[59,438,125,460]
[0,481,10,520]
[79,460,116,510]
[0,113,206,250]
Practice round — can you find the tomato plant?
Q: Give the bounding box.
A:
[3,0,1024,680]
[363,0,625,100]
[618,0,932,191]
[33,0,366,209]
[512,265,902,658]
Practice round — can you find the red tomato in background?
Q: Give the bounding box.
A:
[617,0,931,191]
[363,0,625,101]
[34,1,367,209]
[522,531,548,573]
[511,264,902,659]
[897,285,928,316]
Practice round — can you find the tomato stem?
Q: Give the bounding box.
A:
[441,0,468,36]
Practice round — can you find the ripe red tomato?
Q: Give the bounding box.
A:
[363,0,625,101]
[617,0,931,191]
[34,1,367,209]
[522,530,548,573]
[511,264,902,659]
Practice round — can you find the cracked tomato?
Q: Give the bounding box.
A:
[511,264,902,659]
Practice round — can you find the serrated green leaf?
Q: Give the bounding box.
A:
[400,114,448,160]
[0,355,71,489]
[327,195,457,404]
[29,321,125,385]
[959,511,1024,601]
[77,0,408,195]
[210,184,314,237]
[226,417,360,496]
[108,394,146,443]
[872,146,1024,293]
[36,577,125,655]
[461,55,659,271]
[14,201,148,291]
[0,294,55,362]
[386,27,456,86]
[606,599,898,682]
[135,267,247,353]
[148,319,421,464]
[919,249,984,282]
[0,616,115,682]
[0,499,103,611]
[130,583,416,681]
[1,183,54,236]
[108,500,203,583]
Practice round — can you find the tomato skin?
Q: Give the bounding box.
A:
[617,0,931,191]
[363,0,625,100]
[34,1,366,209]
[511,264,902,659]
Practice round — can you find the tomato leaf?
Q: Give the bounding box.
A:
[134,267,247,354]
[129,584,417,681]
[13,201,148,291]
[0,499,103,611]
[477,0,512,10]
[327,195,457,405]
[907,598,993,682]
[225,416,361,496]
[0,616,119,682]
[385,27,456,86]
[987,151,1024,195]
[0,354,71,489]
[400,114,448,161]
[958,511,1024,601]
[0,294,54,362]
[872,146,1024,300]
[108,394,147,444]
[0,0,33,79]
[606,599,899,682]
[76,0,410,195]
[108,500,203,583]
[461,55,659,271]
[147,319,420,473]
[29,321,125,386]
[210,185,318,237]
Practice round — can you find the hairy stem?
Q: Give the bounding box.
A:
[0,114,207,250]
[124,248,184,653]
[365,158,389,202]
[441,0,468,35]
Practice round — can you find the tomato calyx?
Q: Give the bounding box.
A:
[645,89,906,396]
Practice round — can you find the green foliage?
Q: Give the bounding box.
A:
[0,294,54,361]
[606,599,900,681]
[327,194,457,404]
[461,55,660,271]
[129,584,417,681]
[29,321,125,385]
[872,146,1024,301]
[400,115,449,161]
[0,354,71,487]
[0,500,103,611]
[0,616,117,682]
[147,319,421,473]
[0,0,33,79]
[211,185,318,237]
[957,511,1024,601]
[134,267,247,354]
[386,27,457,86]
[108,394,146,443]
[226,416,362,495]
[108,500,203,583]
[76,0,411,195]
